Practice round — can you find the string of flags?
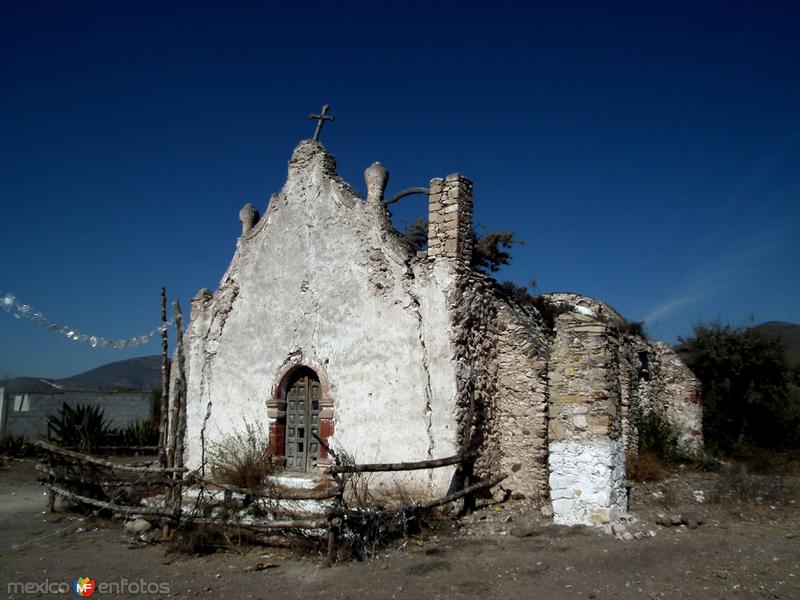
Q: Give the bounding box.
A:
[1,291,174,349]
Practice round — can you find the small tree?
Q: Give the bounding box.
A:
[496,279,538,305]
[400,217,522,274]
[402,218,429,252]
[470,230,520,273]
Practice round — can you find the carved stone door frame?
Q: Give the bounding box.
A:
[267,353,334,470]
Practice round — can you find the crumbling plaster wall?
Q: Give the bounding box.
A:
[619,341,703,454]
[644,342,703,452]
[183,141,462,497]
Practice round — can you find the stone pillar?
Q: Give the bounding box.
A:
[547,313,627,525]
[427,174,473,266]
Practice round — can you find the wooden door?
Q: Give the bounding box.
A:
[284,371,321,472]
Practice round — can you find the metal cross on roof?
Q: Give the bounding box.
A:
[308,104,335,142]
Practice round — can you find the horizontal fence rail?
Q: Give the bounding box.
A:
[325,452,475,474]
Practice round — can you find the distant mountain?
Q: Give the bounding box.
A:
[752,321,800,368]
[0,356,163,394]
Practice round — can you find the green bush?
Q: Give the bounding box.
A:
[47,402,112,452]
[635,409,679,464]
[677,321,800,454]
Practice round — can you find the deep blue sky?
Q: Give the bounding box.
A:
[1,1,798,379]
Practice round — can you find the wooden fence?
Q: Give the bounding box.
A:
[36,436,505,564]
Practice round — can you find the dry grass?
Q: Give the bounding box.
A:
[709,462,798,505]
[626,451,667,482]
[206,422,274,489]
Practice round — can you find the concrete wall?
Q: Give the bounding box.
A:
[0,390,153,439]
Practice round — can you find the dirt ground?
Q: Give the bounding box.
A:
[1,459,799,600]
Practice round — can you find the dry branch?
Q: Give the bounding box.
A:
[187,475,338,500]
[189,517,329,531]
[173,299,187,472]
[412,474,507,511]
[56,445,159,453]
[34,441,185,474]
[43,483,174,518]
[35,464,176,488]
[325,452,474,474]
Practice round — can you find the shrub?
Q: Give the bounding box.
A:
[207,422,273,488]
[529,296,571,332]
[709,462,796,504]
[619,320,646,338]
[676,321,800,454]
[402,218,429,252]
[625,451,666,482]
[47,403,112,452]
[635,409,679,464]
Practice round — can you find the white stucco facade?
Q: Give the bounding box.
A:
[183,142,461,497]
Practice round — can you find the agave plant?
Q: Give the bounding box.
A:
[116,420,159,447]
[0,434,36,458]
[47,402,112,452]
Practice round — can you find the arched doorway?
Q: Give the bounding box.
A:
[283,367,321,472]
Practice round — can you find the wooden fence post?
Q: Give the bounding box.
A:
[461,374,478,515]
[167,300,187,528]
[158,287,171,468]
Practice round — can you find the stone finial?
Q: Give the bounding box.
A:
[239,203,260,235]
[364,162,389,203]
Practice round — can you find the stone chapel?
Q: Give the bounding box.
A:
[181,140,702,526]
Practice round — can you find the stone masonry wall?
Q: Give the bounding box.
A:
[623,341,703,455]
[444,273,499,486]
[426,174,498,495]
[617,340,638,453]
[490,300,550,502]
[429,176,550,503]
[547,312,627,525]
[650,342,703,452]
